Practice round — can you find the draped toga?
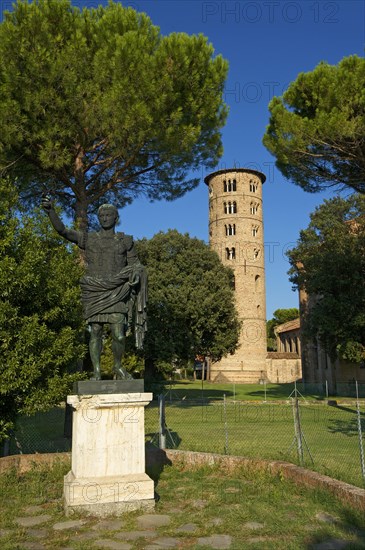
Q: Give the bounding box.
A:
[78,231,147,350]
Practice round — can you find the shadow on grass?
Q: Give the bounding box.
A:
[328,417,365,437]
[304,507,365,548]
[149,388,233,408]
[247,382,327,400]
[145,442,175,502]
[151,385,234,404]
[332,404,365,416]
[145,429,182,450]
[145,442,172,480]
[323,402,365,436]
[163,396,234,408]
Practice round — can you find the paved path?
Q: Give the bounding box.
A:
[1,504,360,549]
[5,509,234,549]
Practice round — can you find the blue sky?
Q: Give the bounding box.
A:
[2,0,363,318]
[117,0,363,319]
[116,0,364,319]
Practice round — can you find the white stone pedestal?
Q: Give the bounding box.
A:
[64,392,155,516]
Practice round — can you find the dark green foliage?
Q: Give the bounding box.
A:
[0,0,228,229]
[266,308,299,338]
[287,195,365,362]
[0,179,86,443]
[136,230,240,371]
[263,55,365,194]
[266,308,299,351]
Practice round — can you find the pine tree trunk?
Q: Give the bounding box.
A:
[144,357,159,382]
[75,199,89,232]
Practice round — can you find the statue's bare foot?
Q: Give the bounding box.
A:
[114,366,133,380]
[90,367,101,381]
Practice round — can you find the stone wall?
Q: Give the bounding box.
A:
[266,353,302,383]
[2,450,363,512]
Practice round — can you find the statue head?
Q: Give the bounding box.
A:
[97,204,119,229]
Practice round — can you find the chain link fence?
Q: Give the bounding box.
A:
[2,386,364,489]
[2,406,71,456]
[145,393,365,489]
[293,381,365,399]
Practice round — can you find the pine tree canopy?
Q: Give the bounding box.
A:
[0,0,229,229]
[263,55,365,194]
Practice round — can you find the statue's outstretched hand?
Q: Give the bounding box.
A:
[41,193,53,212]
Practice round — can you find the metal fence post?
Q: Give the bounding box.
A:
[158,394,166,450]
[292,398,304,466]
[223,393,229,455]
[355,381,365,486]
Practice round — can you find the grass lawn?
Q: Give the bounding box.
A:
[0,460,364,549]
[151,380,313,402]
[145,399,365,488]
[153,380,365,402]
[5,381,365,489]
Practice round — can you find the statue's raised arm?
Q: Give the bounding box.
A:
[41,194,81,247]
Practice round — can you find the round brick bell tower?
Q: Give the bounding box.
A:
[205,168,267,383]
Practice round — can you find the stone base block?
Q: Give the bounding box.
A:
[64,470,155,517]
[73,379,144,395]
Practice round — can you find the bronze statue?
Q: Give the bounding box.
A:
[42,197,147,381]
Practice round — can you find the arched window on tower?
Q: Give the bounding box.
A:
[249,180,258,193]
[226,247,235,260]
[252,225,259,237]
[226,224,235,236]
[224,201,237,214]
[250,202,259,215]
[255,274,260,291]
[224,179,237,193]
